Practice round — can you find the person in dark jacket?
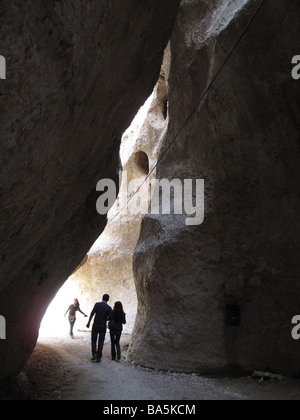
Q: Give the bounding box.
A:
[109,301,126,361]
[64,299,87,339]
[86,294,112,363]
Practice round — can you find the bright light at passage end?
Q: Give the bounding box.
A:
[39,280,86,338]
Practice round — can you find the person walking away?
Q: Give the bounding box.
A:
[86,294,112,363]
[65,299,87,338]
[109,301,126,361]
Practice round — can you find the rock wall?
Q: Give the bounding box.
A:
[0,1,180,380]
[128,0,300,375]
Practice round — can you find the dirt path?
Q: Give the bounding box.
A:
[15,331,300,400]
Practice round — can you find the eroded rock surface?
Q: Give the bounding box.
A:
[128,0,300,375]
[0,1,180,380]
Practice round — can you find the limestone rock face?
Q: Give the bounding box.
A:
[0,1,180,380]
[128,0,300,375]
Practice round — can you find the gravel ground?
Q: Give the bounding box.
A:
[3,331,300,400]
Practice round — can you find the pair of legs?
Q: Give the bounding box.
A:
[110,329,122,360]
[69,317,75,338]
[91,324,106,362]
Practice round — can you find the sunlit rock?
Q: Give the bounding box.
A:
[68,47,171,333]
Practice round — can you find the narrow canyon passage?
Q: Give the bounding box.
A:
[1,0,300,398]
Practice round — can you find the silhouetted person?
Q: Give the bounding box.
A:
[109,301,126,361]
[65,298,87,338]
[86,294,112,362]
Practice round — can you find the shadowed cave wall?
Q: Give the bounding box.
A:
[0,0,180,380]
